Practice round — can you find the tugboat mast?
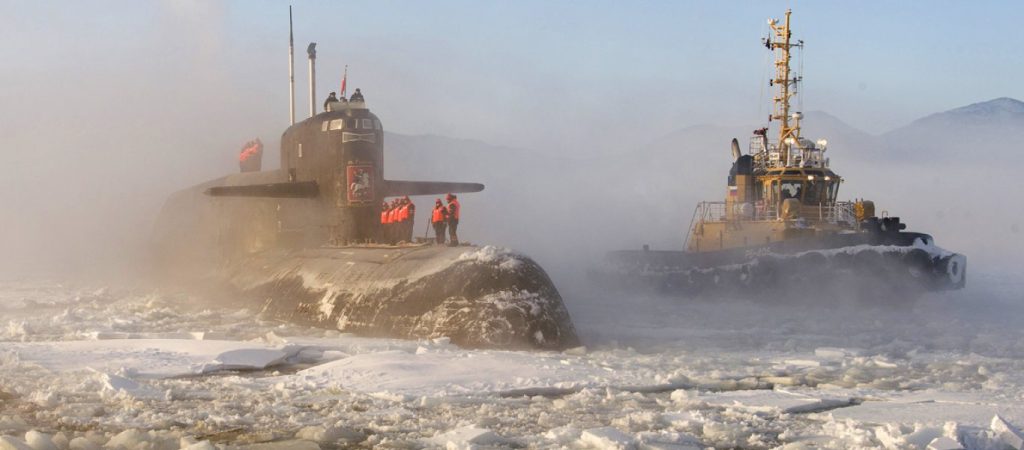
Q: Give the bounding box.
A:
[767,9,803,165]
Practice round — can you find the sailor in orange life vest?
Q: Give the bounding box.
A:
[431,199,449,245]
[238,138,263,172]
[395,197,409,243]
[402,196,416,243]
[445,193,461,246]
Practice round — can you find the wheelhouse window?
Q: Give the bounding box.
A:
[804,180,825,204]
[361,118,373,129]
[780,180,801,200]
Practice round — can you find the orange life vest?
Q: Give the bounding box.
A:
[381,209,389,224]
[432,206,446,223]
[399,204,409,221]
[388,208,397,223]
[448,200,460,220]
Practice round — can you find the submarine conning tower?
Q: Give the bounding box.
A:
[205,95,484,248]
[204,37,482,247]
[280,100,386,244]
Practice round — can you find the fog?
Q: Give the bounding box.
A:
[7,4,1024,446]
[1,3,1021,294]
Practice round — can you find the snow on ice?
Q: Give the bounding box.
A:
[2,275,1024,448]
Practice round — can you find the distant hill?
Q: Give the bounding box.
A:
[882,97,1024,162]
[902,97,1024,127]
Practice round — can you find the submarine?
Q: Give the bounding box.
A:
[599,10,966,303]
[151,18,578,350]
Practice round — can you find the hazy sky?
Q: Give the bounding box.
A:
[4,1,1020,155]
[2,0,1022,274]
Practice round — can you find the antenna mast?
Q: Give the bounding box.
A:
[288,6,295,125]
[766,9,803,164]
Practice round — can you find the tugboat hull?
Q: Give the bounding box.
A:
[601,232,966,301]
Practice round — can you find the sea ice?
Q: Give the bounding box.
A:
[0,436,34,450]
[23,431,56,450]
[992,414,1024,449]
[579,427,636,450]
[927,436,965,450]
[425,426,502,448]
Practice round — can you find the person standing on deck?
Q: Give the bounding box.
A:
[445,193,461,246]
[403,196,416,243]
[431,199,448,245]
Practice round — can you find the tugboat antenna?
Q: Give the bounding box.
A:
[767,9,803,164]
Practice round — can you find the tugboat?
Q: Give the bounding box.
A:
[603,10,966,301]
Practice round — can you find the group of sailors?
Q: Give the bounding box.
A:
[432,193,460,246]
[323,89,364,111]
[380,196,415,245]
[379,193,461,246]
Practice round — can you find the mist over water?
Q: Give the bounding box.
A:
[6,4,1024,448]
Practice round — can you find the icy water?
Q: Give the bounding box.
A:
[2,274,1024,449]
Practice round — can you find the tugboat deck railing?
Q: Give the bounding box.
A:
[684,200,859,244]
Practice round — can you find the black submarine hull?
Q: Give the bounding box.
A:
[599,231,966,302]
[152,177,580,350]
[231,245,577,350]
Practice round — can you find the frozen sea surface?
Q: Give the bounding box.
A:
[1,274,1024,449]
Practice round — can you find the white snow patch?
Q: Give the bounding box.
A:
[579,427,636,450]
[697,388,853,414]
[425,426,501,448]
[992,414,1024,449]
[7,339,301,379]
[928,436,965,450]
[0,436,34,450]
[458,246,524,271]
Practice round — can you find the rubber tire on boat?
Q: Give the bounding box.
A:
[902,248,933,286]
[830,251,855,271]
[853,249,885,275]
[752,256,780,288]
[659,272,701,298]
[737,264,754,289]
[939,254,967,288]
[795,252,828,282]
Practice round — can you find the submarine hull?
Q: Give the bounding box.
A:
[231,245,578,350]
[151,177,580,350]
[599,232,966,303]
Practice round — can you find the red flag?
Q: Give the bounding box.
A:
[340,65,348,98]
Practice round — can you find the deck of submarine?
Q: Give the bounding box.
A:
[227,243,519,293]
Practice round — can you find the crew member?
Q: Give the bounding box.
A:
[323,92,338,111]
[403,196,416,243]
[396,198,410,244]
[431,199,448,245]
[238,138,263,172]
[446,193,460,246]
[350,88,364,103]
